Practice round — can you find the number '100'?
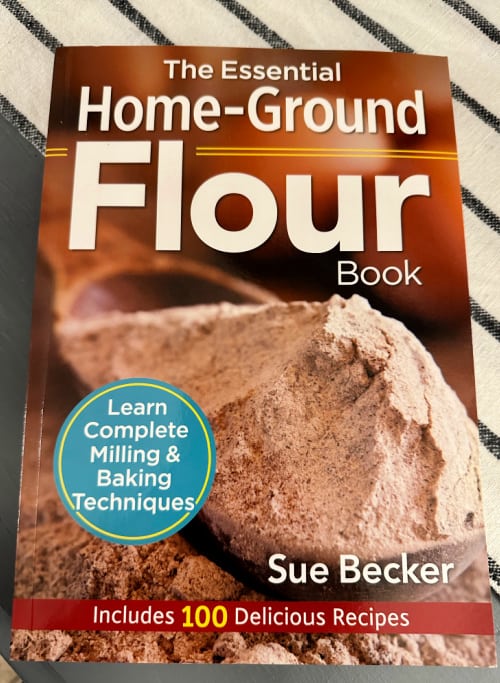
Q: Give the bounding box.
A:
[181,604,228,629]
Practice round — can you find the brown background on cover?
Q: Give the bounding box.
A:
[40,47,475,414]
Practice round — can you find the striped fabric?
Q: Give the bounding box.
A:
[0,0,498,593]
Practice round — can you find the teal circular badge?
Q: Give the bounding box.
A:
[54,378,216,545]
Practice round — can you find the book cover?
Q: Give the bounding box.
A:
[10,46,497,666]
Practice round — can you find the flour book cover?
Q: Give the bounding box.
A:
[10,46,496,666]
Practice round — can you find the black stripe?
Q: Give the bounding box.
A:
[440,0,500,44]
[472,307,500,467]
[0,94,45,153]
[0,0,61,52]
[217,0,290,47]
[330,0,411,52]
[452,82,500,134]
[462,187,500,236]
[107,0,173,45]
[479,422,500,462]
[329,0,500,135]
[471,299,500,344]
[488,556,500,589]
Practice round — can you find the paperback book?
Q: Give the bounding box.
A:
[10,46,497,666]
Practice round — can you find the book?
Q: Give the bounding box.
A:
[10,45,496,666]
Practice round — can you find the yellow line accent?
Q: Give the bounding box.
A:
[195,146,457,161]
[46,147,69,158]
[196,145,457,155]
[196,151,456,161]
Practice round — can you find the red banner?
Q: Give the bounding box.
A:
[11,599,494,635]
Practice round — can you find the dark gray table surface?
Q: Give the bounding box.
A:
[0,113,498,682]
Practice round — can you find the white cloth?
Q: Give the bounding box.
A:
[0,0,498,593]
